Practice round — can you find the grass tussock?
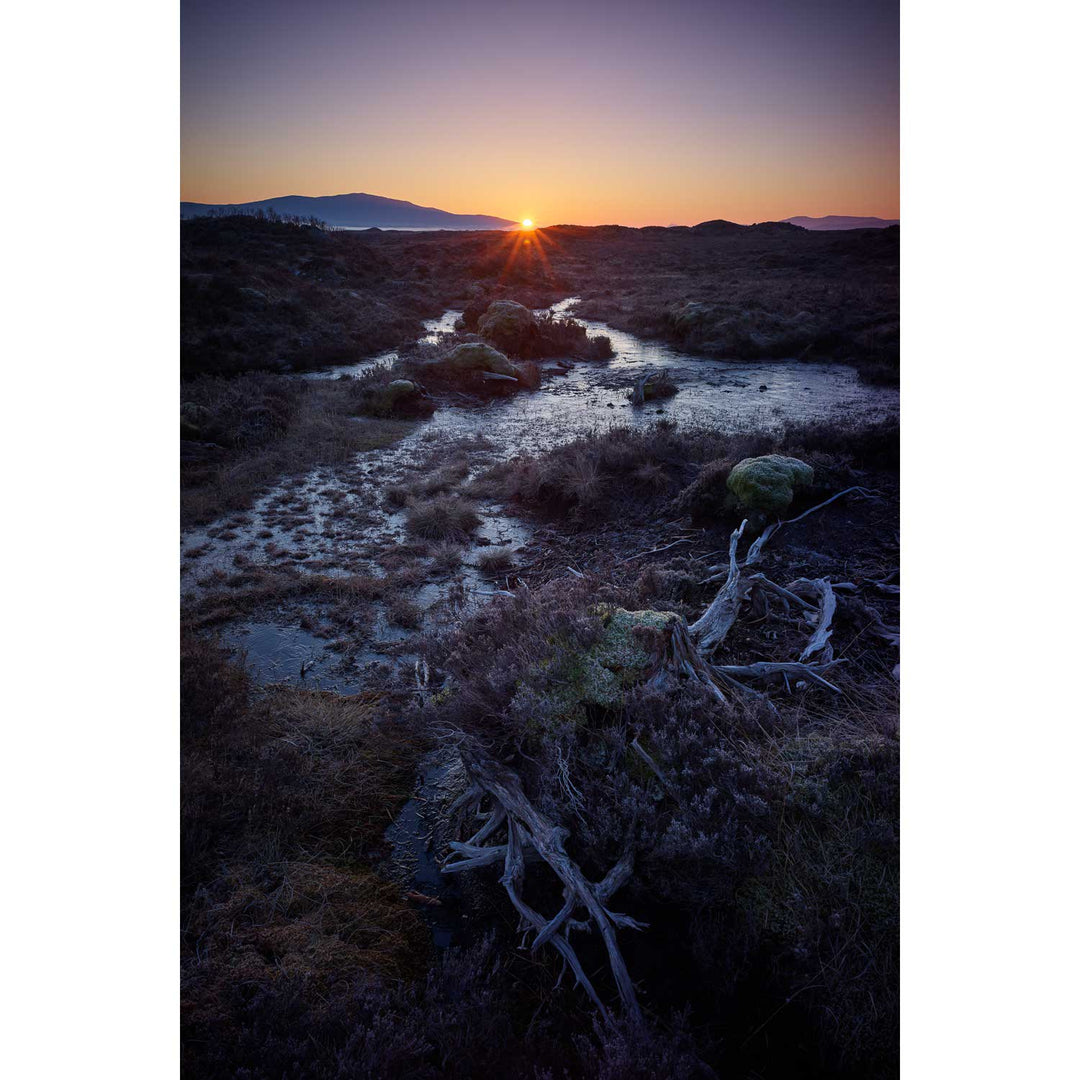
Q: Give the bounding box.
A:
[405,495,481,541]
[384,458,471,509]
[429,542,465,575]
[476,548,515,576]
[387,594,423,629]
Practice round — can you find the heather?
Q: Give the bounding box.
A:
[180,215,900,1077]
[182,216,898,382]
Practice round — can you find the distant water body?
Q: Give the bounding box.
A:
[333,225,507,233]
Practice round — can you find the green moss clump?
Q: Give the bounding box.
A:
[514,607,679,727]
[385,378,418,400]
[726,454,813,515]
[442,342,519,377]
[477,300,538,355]
[583,607,677,702]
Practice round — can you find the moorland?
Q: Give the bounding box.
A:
[181,213,899,1078]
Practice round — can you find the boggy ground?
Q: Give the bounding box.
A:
[182,416,899,1078]
[182,215,898,382]
[181,216,899,1075]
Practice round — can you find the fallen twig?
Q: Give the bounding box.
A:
[621,537,692,563]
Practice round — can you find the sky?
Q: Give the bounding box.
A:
[181,0,898,227]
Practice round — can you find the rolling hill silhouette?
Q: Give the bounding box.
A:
[783,215,899,230]
[180,192,516,230]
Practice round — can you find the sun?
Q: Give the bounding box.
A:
[521,218,534,229]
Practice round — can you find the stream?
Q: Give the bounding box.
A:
[182,300,898,940]
[183,302,895,691]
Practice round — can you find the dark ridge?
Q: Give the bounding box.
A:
[181,191,516,230]
[784,214,900,230]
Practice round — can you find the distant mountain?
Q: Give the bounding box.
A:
[783,215,899,231]
[180,192,517,230]
[690,218,746,235]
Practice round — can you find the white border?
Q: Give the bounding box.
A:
[4,1,1079,1075]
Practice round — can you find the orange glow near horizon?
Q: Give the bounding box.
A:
[181,2,898,227]
[180,131,898,226]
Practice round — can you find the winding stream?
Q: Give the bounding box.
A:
[184,300,897,690]
[182,300,899,942]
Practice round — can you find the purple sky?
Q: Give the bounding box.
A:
[181,0,898,226]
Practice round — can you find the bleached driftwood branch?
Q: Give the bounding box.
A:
[687,520,750,651]
[797,579,837,663]
[442,755,646,1026]
[714,660,845,693]
[438,482,894,1028]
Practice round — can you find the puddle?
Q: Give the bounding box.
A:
[220,621,366,694]
[384,755,467,947]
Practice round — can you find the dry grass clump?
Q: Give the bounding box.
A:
[515,359,542,389]
[476,548,515,576]
[488,424,697,520]
[386,594,423,629]
[668,457,735,524]
[384,459,471,510]
[534,312,614,360]
[429,541,464,575]
[404,495,481,541]
[182,634,430,1062]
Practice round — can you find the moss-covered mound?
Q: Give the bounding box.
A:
[442,341,519,378]
[350,370,435,417]
[727,454,813,515]
[514,606,678,725]
[478,300,538,355]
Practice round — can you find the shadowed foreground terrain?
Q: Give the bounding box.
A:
[182,419,899,1078]
[181,216,899,1078]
